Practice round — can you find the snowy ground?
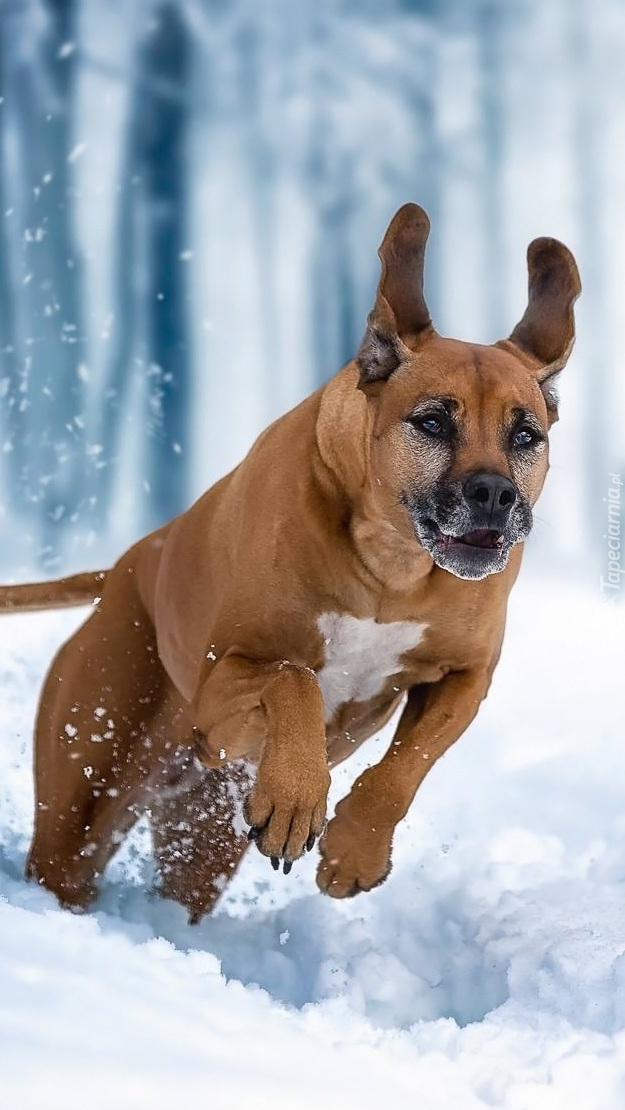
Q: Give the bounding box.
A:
[0,574,624,1109]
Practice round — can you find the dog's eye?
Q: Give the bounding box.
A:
[406,407,454,440]
[512,426,538,448]
[415,415,445,436]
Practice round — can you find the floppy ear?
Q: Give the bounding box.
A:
[498,237,581,420]
[357,203,434,384]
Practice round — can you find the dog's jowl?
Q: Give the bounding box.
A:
[5,204,580,922]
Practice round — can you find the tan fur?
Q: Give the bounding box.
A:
[14,204,580,920]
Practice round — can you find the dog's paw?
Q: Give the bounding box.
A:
[244,764,330,874]
[315,813,393,898]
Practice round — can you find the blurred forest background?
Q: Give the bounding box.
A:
[0,0,622,582]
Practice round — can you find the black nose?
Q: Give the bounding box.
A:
[463,472,517,524]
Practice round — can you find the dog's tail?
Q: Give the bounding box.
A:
[0,570,108,613]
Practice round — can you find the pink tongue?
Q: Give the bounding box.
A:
[460,529,501,548]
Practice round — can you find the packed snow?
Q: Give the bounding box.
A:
[0,573,623,1108]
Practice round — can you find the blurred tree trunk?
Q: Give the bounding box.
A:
[90,98,139,530]
[236,12,280,412]
[307,3,358,386]
[404,0,442,327]
[567,0,609,545]
[0,12,19,506]
[475,0,506,339]
[95,2,191,534]
[138,2,191,528]
[7,0,85,553]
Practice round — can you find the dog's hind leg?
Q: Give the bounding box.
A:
[149,761,254,923]
[26,555,192,911]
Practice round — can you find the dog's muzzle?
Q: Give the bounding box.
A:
[405,473,533,581]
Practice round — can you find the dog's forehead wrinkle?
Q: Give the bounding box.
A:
[396,342,531,428]
[409,394,459,414]
[405,351,533,430]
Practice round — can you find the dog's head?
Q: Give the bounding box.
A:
[356,204,581,581]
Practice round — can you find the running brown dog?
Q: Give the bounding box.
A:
[3,204,580,922]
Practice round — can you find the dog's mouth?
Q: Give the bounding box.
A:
[415,516,513,580]
[429,523,505,551]
[404,484,533,581]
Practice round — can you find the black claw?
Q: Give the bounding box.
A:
[270,856,280,871]
[283,860,292,875]
[305,833,316,853]
[247,826,260,841]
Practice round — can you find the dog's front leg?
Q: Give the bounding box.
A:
[317,668,491,898]
[194,657,330,871]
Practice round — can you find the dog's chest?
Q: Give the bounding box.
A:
[316,612,427,721]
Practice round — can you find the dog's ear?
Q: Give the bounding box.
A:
[357,203,434,384]
[499,237,581,421]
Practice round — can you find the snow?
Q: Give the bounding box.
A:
[0,575,623,1108]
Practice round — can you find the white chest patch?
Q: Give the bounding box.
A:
[316,612,428,721]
